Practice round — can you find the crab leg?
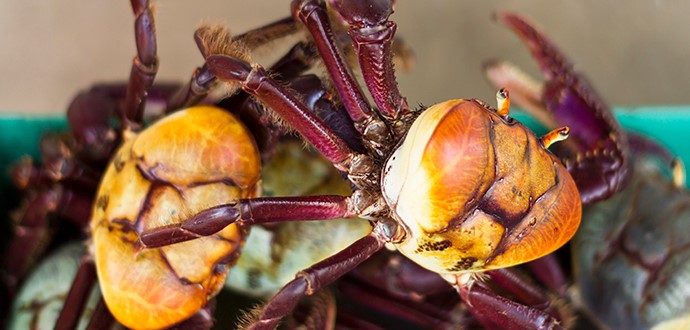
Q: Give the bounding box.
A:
[84,299,115,330]
[67,83,181,164]
[526,254,569,296]
[485,13,629,204]
[289,75,365,152]
[331,0,411,121]
[292,0,375,130]
[247,227,388,330]
[54,256,98,330]
[627,132,681,168]
[207,54,357,170]
[12,153,102,192]
[352,251,569,329]
[121,0,158,125]
[186,37,326,156]
[140,195,354,247]
[456,281,563,330]
[1,187,94,296]
[487,268,571,324]
[12,139,101,190]
[338,276,459,328]
[166,18,305,111]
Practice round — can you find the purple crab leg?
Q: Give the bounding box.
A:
[1,192,54,297]
[352,251,451,299]
[331,0,411,121]
[121,0,158,125]
[455,280,563,329]
[526,253,569,296]
[486,13,629,204]
[338,277,457,328]
[292,0,375,130]
[285,290,337,329]
[68,83,181,164]
[139,195,354,247]
[207,54,357,170]
[84,298,115,330]
[487,268,571,324]
[247,228,387,330]
[55,256,97,330]
[12,154,101,192]
[166,17,304,111]
[66,91,119,164]
[2,188,93,296]
[289,75,364,152]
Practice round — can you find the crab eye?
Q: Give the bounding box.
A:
[382,99,581,274]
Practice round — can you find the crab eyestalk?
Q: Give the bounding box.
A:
[495,87,510,118]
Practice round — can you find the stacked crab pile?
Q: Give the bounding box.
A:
[2,1,689,329]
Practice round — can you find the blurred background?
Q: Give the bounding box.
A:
[1,0,688,114]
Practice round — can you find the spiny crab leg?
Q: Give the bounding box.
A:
[166,17,304,111]
[485,12,629,204]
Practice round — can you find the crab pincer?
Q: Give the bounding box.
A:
[485,12,630,205]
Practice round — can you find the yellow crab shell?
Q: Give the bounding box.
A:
[383,99,581,274]
[90,106,260,329]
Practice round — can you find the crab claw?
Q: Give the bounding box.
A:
[485,12,629,205]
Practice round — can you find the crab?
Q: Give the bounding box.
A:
[485,12,690,329]
[1,1,343,328]
[4,1,589,329]
[135,0,583,328]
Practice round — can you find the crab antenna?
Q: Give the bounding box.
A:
[672,158,686,188]
[541,127,570,148]
[496,88,510,118]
